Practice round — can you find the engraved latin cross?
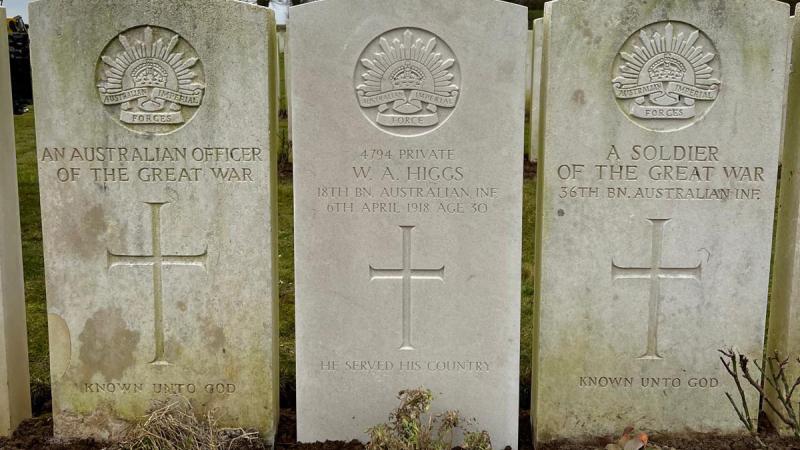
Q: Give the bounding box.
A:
[107,202,208,365]
[612,218,702,360]
[369,226,445,351]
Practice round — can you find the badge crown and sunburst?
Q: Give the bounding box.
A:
[357,29,459,100]
[613,23,720,92]
[98,27,204,108]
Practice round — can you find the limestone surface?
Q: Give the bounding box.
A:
[526,30,533,113]
[30,0,280,441]
[533,0,791,442]
[529,18,543,163]
[0,6,32,437]
[767,14,800,433]
[290,0,527,446]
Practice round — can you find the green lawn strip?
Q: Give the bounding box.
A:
[15,110,50,407]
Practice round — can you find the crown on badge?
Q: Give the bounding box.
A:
[612,22,720,90]
[357,29,458,98]
[391,63,425,89]
[648,56,687,83]
[98,27,204,96]
[132,62,168,88]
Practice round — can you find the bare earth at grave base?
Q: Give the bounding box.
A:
[2,410,800,450]
[536,434,800,450]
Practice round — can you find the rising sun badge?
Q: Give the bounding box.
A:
[612,22,721,132]
[355,28,460,136]
[97,26,205,134]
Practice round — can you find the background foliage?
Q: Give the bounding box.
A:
[507,0,799,14]
[285,0,800,14]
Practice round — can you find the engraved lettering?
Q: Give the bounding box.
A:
[97,26,205,133]
[355,28,460,136]
[612,22,721,132]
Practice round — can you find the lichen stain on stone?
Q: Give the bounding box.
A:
[572,90,586,106]
[202,318,226,350]
[165,338,185,361]
[78,307,140,381]
[48,313,72,380]
[579,19,593,43]
[707,0,730,20]
[69,205,108,259]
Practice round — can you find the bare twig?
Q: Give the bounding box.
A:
[741,357,794,428]
[719,348,800,444]
[719,350,756,429]
[718,349,768,449]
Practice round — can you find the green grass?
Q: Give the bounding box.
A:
[521,170,536,389]
[14,108,538,402]
[276,168,296,390]
[14,110,49,407]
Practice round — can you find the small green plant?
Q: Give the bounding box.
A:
[116,396,263,450]
[367,388,493,450]
[461,431,492,450]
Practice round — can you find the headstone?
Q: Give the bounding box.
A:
[529,18,543,163]
[30,0,280,441]
[290,0,526,446]
[286,28,293,145]
[270,0,291,27]
[0,6,32,437]
[526,30,533,110]
[277,28,287,53]
[533,0,790,443]
[767,14,800,432]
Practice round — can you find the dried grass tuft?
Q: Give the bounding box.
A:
[114,396,263,450]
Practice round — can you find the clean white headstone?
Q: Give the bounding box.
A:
[291,0,526,446]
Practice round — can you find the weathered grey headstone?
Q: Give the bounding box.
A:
[285,30,293,145]
[0,6,32,437]
[526,30,533,109]
[767,14,800,432]
[290,0,526,446]
[529,18,543,163]
[30,0,280,441]
[277,28,287,53]
[533,0,790,443]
